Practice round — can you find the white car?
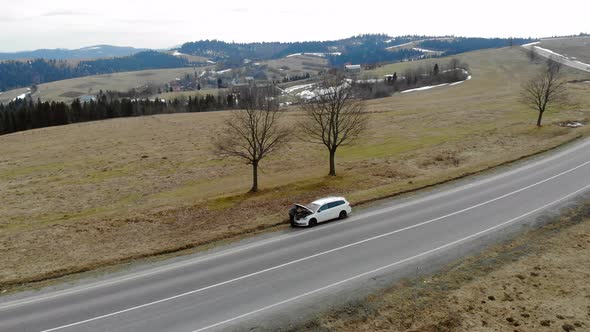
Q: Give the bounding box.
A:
[289,196,352,227]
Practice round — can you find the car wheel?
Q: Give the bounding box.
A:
[339,211,348,219]
[309,218,317,227]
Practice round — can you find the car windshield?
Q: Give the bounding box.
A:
[306,203,320,212]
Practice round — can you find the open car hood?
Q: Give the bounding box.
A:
[294,204,314,213]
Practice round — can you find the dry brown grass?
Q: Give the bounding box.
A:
[263,54,329,74]
[300,203,590,332]
[1,47,590,287]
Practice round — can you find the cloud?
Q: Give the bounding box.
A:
[229,7,249,13]
[0,15,20,22]
[279,9,299,15]
[118,18,185,25]
[41,10,92,17]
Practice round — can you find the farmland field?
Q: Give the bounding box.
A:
[262,54,329,73]
[1,47,590,287]
[0,67,211,103]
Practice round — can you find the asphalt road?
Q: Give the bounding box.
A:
[522,42,590,73]
[2,138,590,332]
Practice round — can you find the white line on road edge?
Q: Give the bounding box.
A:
[192,182,590,332]
[3,139,589,311]
[40,160,590,332]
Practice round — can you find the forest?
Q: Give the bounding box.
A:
[0,92,236,136]
[0,51,194,92]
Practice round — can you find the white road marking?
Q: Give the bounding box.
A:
[5,139,587,311]
[192,182,590,332]
[40,160,590,332]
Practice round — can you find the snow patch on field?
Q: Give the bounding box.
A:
[356,78,384,83]
[412,47,440,53]
[533,46,568,59]
[216,69,232,74]
[172,50,184,56]
[284,83,315,94]
[13,92,30,101]
[521,41,540,47]
[401,83,450,93]
[286,52,341,58]
[386,42,413,49]
[296,84,350,100]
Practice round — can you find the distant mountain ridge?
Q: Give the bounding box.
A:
[178,34,534,67]
[0,51,193,92]
[0,34,536,93]
[0,45,149,60]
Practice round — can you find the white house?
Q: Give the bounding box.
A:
[345,64,361,72]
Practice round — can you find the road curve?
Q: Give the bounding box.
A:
[2,138,590,332]
[522,41,590,73]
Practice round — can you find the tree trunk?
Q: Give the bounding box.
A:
[251,161,259,192]
[329,149,336,176]
[537,110,544,127]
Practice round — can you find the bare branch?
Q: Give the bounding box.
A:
[520,59,568,127]
[214,85,292,192]
[300,75,369,176]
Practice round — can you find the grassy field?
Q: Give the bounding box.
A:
[0,66,211,103]
[539,37,590,64]
[262,54,329,74]
[296,202,590,331]
[1,47,590,287]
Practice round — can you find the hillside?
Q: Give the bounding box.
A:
[1,47,590,287]
[0,51,203,92]
[0,66,210,103]
[0,45,148,61]
[178,35,533,64]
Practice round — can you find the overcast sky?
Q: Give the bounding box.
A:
[0,0,587,52]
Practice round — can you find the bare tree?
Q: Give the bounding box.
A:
[521,59,568,127]
[300,76,369,176]
[215,86,290,192]
[449,58,460,70]
[527,48,537,63]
